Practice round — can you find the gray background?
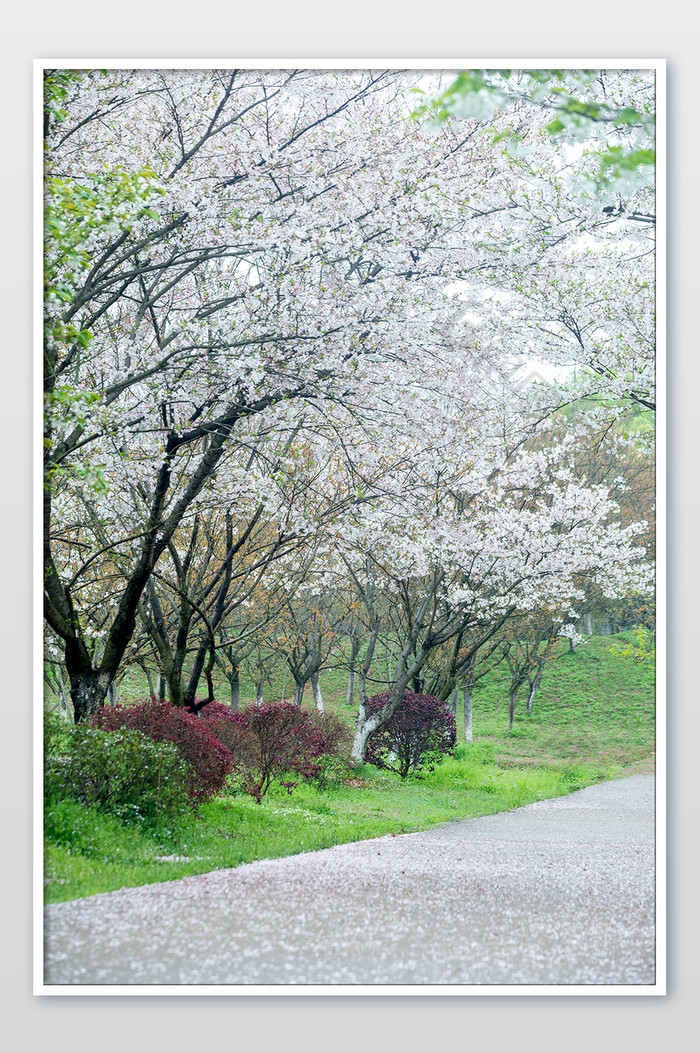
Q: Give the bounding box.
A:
[2,6,697,1051]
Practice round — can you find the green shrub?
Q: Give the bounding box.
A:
[53,725,192,826]
[43,707,72,756]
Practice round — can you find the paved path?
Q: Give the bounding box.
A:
[43,775,656,987]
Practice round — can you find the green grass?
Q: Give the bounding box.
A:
[44,751,582,903]
[44,631,655,904]
[464,636,655,779]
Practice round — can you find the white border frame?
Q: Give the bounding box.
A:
[33,57,667,997]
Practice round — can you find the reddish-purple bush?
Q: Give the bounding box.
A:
[199,701,260,768]
[214,702,328,802]
[91,700,233,803]
[365,691,457,779]
[307,710,352,758]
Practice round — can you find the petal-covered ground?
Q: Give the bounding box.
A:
[43,774,655,988]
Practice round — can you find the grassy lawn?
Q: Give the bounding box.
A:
[462,639,655,779]
[44,632,655,904]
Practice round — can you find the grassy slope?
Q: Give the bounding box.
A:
[44,633,655,904]
[462,637,655,779]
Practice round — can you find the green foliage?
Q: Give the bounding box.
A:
[453,739,496,765]
[46,798,144,858]
[43,159,165,496]
[307,753,356,790]
[411,68,655,196]
[44,70,85,127]
[609,625,656,664]
[597,146,656,191]
[43,707,72,759]
[47,724,192,826]
[44,166,165,311]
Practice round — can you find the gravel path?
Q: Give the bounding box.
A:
[43,774,656,987]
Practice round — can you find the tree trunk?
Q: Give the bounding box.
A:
[166,672,186,707]
[256,679,264,705]
[70,670,110,723]
[351,622,381,762]
[229,665,240,710]
[507,687,518,732]
[311,671,324,712]
[463,684,473,742]
[293,679,306,706]
[343,627,360,711]
[449,686,458,718]
[49,662,72,719]
[138,659,156,701]
[527,667,543,716]
[346,665,356,708]
[583,611,593,636]
[350,718,374,765]
[155,671,166,703]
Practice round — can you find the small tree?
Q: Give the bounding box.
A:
[218,702,328,803]
[364,691,456,779]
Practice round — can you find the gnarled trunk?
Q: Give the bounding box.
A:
[229,664,240,710]
[350,716,374,764]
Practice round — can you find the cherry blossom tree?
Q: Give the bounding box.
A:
[414,68,657,415]
[44,67,509,720]
[43,66,656,729]
[324,405,652,760]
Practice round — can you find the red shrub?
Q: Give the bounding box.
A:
[306,710,352,759]
[199,701,260,768]
[92,700,233,803]
[214,702,328,802]
[365,691,456,779]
